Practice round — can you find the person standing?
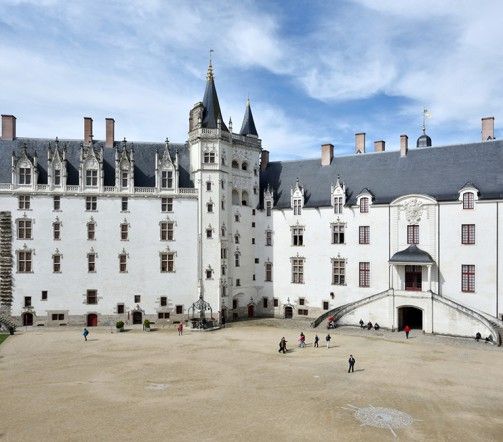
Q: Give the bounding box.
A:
[404,324,411,339]
[325,334,331,349]
[314,334,319,348]
[299,332,306,348]
[83,328,89,342]
[359,319,364,328]
[178,322,184,336]
[278,337,287,354]
[348,354,356,373]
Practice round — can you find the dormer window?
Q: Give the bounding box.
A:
[86,169,98,187]
[266,200,272,216]
[290,179,304,216]
[121,171,128,188]
[293,199,302,215]
[463,192,474,209]
[161,170,173,189]
[19,167,31,185]
[360,197,369,213]
[54,169,61,186]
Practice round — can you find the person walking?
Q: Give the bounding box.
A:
[278,337,287,354]
[404,324,411,339]
[348,354,356,373]
[314,334,319,348]
[83,327,89,342]
[177,322,184,336]
[299,332,306,348]
[325,333,331,349]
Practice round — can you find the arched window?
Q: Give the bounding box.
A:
[241,191,249,206]
[241,162,248,171]
[232,160,239,169]
[232,189,240,205]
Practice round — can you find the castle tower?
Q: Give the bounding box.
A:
[188,62,262,321]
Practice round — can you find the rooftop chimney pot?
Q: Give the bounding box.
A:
[260,150,269,172]
[105,118,115,148]
[400,134,408,157]
[1,115,16,140]
[374,140,385,152]
[355,132,365,154]
[321,143,334,166]
[84,117,93,144]
[481,117,495,141]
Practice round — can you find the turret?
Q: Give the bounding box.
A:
[239,99,258,137]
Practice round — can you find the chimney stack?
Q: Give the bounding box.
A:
[321,143,334,166]
[374,140,385,152]
[481,117,495,141]
[1,115,16,140]
[84,117,93,144]
[260,150,269,171]
[400,134,408,157]
[355,132,365,154]
[105,118,115,148]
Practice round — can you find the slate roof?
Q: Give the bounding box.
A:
[239,100,258,137]
[201,65,228,132]
[389,245,435,264]
[260,140,503,208]
[0,138,193,188]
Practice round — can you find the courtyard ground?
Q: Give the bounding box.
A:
[0,320,502,441]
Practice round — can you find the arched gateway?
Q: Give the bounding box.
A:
[398,306,423,330]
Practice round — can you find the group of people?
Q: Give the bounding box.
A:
[475,332,493,343]
[359,319,380,331]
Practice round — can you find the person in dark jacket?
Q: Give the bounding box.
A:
[348,355,356,373]
[359,319,365,328]
[325,334,331,349]
[367,321,373,330]
[475,332,481,342]
[83,328,89,341]
[278,337,287,354]
[374,323,380,331]
[314,334,319,348]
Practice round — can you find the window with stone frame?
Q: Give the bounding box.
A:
[203,152,215,164]
[263,297,268,308]
[160,296,167,307]
[265,262,273,282]
[53,196,61,211]
[158,312,170,319]
[121,171,129,188]
[120,223,129,241]
[18,195,30,210]
[87,222,96,240]
[17,251,32,273]
[87,253,96,272]
[266,200,272,216]
[205,267,213,279]
[175,305,183,314]
[461,224,475,245]
[19,167,31,185]
[463,192,474,209]
[121,197,128,212]
[54,168,61,186]
[359,262,370,287]
[160,252,175,273]
[323,301,329,310]
[234,253,240,267]
[207,202,214,213]
[85,169,98,187]
[331,223,345,244]
[234,234,239,244]
[359,226,370,244]
[86,290,98,304]
[221,248,227,259]
[119,253,127,273]
[266,230,272,246]
[462,265,475,292]
[23,296,32,307]
[160,221,174,241]
[332,259,345,285]
[236,279,241,287]
[407,225,419,245]
[134,295,141,303]
[53,254,61,273]
[85,196,97,211]
[299,297,305,306]
[291,257,305,284]
[161,170,173,189]
[206,228,213,239]
[293,199,302,215]
[298,309,308,316]
[206,181,212,191]
[161,197,173,212]
[360,197,369,213]
[17,219,32,240]
[292,226,304,246]
[273,298,279,307]
[334,196,343,214]
[117,303,125,314]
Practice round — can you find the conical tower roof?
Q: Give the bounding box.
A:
[201,62,228,132]
[239,98,258,137]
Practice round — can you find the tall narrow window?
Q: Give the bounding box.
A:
[292,227,304,246]
[265,262,273,282]
[291,258,304,284]
[160,252,175,272]
[266,201,272,217]
[334,196,343,214]
[17,219,32,240]
[293,199,302,215]
[87,222,96,240]
[221,248,227,259]
[359,262,370,287]
[160,221,174,241]
[161,170,173,189]
[161,197,173,212]
[18,195,30,210]
[332,223,345,244]
[86,290,97,304]
[19,167,31,185]
[462,265,475,292]
[235,253,240,267]
[86,169,98,186]
[119,254,127,272]
[121,171,128,188]
[120,223,128,241]
[53,222,61,240]
[234,234,239,244]
[463,192,474,209]
[88,253,96,272]
[121,197,128,212]
[160,296,167,307]
[461,224,475,245]
[54,169,61,185]
[206,181,212,191]
[360,197,369,213]
[266,230,272,246]
[407,225,419,244]
[53,254,61,273]
[359,226,370,244]
[17,251,32,272]
[53,196,61,210]
[332,259,345,285]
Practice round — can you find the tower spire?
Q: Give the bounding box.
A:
[239,98,258,137]
[201,52,228,132]
[207,49,214,80]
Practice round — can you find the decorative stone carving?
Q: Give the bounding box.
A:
[402,199,423,224]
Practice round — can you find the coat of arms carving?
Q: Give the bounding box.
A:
[403,199,423,223]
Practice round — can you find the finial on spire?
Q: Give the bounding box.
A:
[165,137,169,145]
[422,107,431,134]
[207,49,214,80]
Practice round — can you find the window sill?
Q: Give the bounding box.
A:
[16,271,34,274]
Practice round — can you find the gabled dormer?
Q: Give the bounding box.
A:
[155,138,178,192]
[356,188,374,213]
[331,176,346,214]
[79,138,103,192]
[12,143,38,190]
[264,185,274,216]
[47,137,67,190]
[458,182,479,209]
[290,178,304,215]
[115,138,135,192]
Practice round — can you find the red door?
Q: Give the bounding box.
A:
[87,314,98,327]
[248,305,254,318]
[405,266,422,291]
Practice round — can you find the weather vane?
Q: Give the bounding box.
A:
[422,107,431,134]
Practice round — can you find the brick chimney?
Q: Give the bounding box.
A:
[355,132,365,154]
[321,143,334,166]
[84,117,93,144]
[374,140,385,152]
[260,150,269,171]
[481,117,495,141]
[400,134,408,157]
[105,118,115,148]
[1,115,16,140]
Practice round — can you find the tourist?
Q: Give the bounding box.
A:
[367,321,373,330]
[374,323,380,331]
[278,337,287,354]
[178,322,184,336]
[325,333,331,349]
[359,319,364,328]
[314,334,319,348]
[348,354,356,373]
[404,324,411,339]
[475,332,481,342]
[83,327,89,341]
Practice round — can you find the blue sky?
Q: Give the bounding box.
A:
[1,0,502,160]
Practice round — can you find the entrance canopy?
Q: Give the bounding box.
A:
[389,245,434,265]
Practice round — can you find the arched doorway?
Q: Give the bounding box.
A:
[284,306,293,319]
[87,313,98,327]
[248,304,254,318]
[132,311,143,325]
[22,312,33,326]
[398,306,423,330]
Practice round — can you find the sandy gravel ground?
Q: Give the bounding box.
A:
[1,320,502,442]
